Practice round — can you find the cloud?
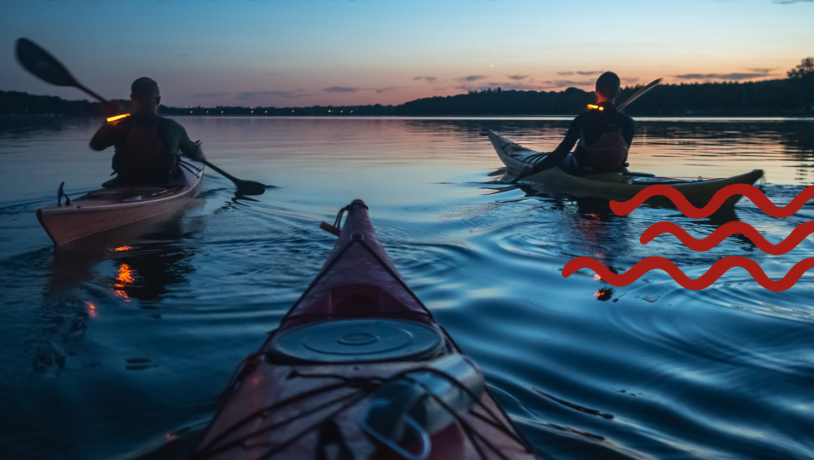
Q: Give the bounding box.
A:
[673,70,773,81]
[774,0,813,3]
[188,91,231,99]
[558,70,603,76]
[457,75,487,82]
[539,79,594,88]
[323,86,358,93]
[375,86,398,94]
[413,76,437,82]
[747,68,773,74]
[507,75,528,80]
[237,90,308,100]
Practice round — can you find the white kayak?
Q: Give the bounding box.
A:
[37,160,204,246]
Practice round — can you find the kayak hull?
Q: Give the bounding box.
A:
[191,200,537,460]
[37,161,204,246]
[486,129,763,207]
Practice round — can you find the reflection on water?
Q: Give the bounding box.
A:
[1,117,813,460]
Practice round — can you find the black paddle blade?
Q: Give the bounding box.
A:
[235,180,267,196]
[15,38,79,87]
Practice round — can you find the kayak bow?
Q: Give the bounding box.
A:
[486,129,764,208]
[190,199,537,460]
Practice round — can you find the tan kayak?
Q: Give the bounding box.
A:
[37,160,204,246]
[485,129,764,207]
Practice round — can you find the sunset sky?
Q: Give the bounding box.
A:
[1,0,812,108]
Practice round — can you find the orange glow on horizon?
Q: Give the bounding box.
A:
[114,246,132,252]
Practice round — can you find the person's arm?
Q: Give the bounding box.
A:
[89,122,118,151]
[625,118,635,146]
[532,116,581,172]
[165,119,206,161]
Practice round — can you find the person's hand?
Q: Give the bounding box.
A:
[194,140,206,161]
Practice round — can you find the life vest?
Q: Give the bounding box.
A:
[113,116,178,184]
[575,105,629,172]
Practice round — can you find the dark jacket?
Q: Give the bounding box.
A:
[533,102,635,172]
[90,112,203,184]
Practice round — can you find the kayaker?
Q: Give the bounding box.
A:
[90,77,205,187]
[530,71,634,175]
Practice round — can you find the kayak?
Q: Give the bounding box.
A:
[190,199,537,460]
[37,160,204,246]
[485,129,764,207]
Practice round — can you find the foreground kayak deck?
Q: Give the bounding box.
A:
[37,160,204,246]
[191,200,537,460]
[485,129,764,207]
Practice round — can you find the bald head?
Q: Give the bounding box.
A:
[130,77,161,113]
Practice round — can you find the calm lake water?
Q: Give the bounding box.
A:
[1,116,814,460]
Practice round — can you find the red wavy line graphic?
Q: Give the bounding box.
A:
[641,221,814,255]
[610,184,814,218]
[563,256,814,291]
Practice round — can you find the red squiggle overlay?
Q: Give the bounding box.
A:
[563,256,814,291]
[641,221,814,255]
[610,184,814,218]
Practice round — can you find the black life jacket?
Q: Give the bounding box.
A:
[576,107,630,173]
[113,116,178,184]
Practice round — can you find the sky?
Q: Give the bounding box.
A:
[1,0,812,108]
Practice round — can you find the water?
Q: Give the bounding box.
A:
[1,116,813,460]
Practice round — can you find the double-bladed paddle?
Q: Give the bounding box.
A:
[15,37,268,196]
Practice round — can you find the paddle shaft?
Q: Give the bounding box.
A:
[618,78,661,112]
[203,160,237,181]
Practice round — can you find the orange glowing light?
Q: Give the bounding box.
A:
[87,302,97,318]
[114,246,132,252]
[593,274,601,280]
[190,111,193,113]
[113,264,136,298]
[117,264,135,285]
[328,110,331,113]
[251,110,254,113]
[106,113,131,122]
[221,111,224,113]
[587,104,604,111]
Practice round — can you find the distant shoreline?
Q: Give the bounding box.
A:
[2,114,813,121]
[2,77,813,118]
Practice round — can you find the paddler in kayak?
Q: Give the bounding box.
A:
[90,77,205,187]
[529,71,634,175]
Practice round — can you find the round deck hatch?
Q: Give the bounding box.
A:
[269,319,444,363]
